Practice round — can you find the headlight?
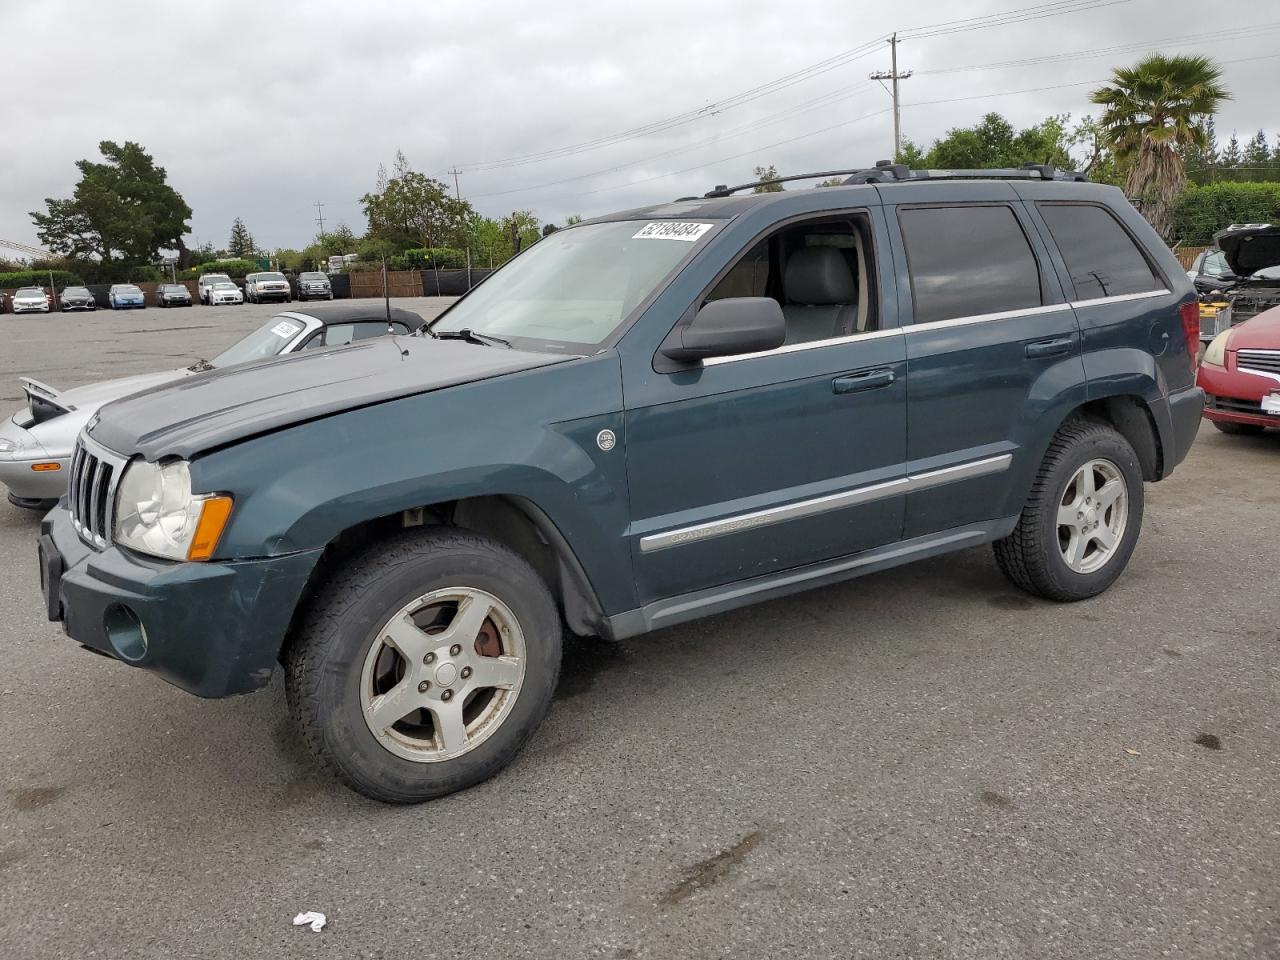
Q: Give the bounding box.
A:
[0,436,23,455]
[1203,329,1231,367]
[114,459,233,561]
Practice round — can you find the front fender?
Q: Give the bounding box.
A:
[190,353,639,615]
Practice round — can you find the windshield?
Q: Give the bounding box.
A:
[213,282,237,290]
[201,274,229,283]
[300,272,327,281]
[1251,265,1280,280]
[210,316,304,367]
[118,285,141,294]
[16,288,42,296]
[65,287,89,295]
[431,219,714,349]
[258,273,287,282]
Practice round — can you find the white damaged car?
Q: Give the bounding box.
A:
[0,304,423,508]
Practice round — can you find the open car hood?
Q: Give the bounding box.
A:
[1214,223,1280,278]
[88,336,569,460]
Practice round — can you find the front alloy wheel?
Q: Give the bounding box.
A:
[286,528,561,803]
[360,587,526,762]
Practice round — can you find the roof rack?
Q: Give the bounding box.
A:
[700,161,1087,198]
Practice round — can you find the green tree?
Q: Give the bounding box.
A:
[1091,54,1230,239]
[918,113,1073,169]
[752,165,783,192]
[30,140,192,269]
[228,217,256,258]
[1243,129,1271,165]
[1220,132,1242,166]
[501,211,542,255]
[565,214,583,226]
[361,150,472,251]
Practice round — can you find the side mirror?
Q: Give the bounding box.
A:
[660,297,785,364]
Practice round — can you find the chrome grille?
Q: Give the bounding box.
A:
[1237,349,1280,378]
[68,436,125,548]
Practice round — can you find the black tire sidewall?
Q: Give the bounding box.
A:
[1036,429,1144,599]
[298,535,561,802]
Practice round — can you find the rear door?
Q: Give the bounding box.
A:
[881,185,1086,539]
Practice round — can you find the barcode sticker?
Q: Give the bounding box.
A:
[271,321,301,338]
[632,222,714,242]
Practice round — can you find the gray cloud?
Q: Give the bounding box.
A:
[3,0,1276,254]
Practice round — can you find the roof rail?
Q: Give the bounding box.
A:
[699,160,1087,198]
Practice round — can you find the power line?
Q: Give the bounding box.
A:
[452,0,1127,174]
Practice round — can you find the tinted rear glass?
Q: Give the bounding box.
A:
[1037,203,1160,300]
[899,205,1042,324]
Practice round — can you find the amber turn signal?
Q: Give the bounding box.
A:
[186,495,234,561]
[31,462,61,472]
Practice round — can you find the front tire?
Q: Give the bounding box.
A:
[994,418,1144,602]
[285,528,561,803]
[1212,420,1265,436]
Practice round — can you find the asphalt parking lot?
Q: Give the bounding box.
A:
[1,305,1277,959]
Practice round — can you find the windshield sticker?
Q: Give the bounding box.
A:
[632,222,713,242]
[271,321,301,338]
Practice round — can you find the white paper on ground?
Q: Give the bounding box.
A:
[293,911,327,932]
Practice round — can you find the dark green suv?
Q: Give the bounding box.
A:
[39,164,1204,802]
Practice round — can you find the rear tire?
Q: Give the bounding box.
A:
[285,528,561,803]
[1212,420,1265,436]
[994,417,1144,602]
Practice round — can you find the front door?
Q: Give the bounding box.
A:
[620,211,908,604]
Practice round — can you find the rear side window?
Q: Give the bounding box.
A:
[899,205,1042,324]
[1037,203,1161,300]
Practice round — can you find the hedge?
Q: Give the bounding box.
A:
[0,269,82,289]
[184,258,257,279]
[1171,182,1280,246]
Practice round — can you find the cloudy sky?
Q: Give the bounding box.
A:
[3,0,1278,256]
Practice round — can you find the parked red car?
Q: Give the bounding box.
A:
[1198,306,1280,434]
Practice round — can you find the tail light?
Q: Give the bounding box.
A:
[1179,300,1199,371]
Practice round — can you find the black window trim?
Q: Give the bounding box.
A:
[895,200,1054,327]
[653,206,884,373]
[1033,199,1168,300]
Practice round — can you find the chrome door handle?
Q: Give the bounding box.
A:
[832,369,895,395]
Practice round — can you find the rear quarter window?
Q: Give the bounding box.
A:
[899,204,1043,324]
[1036,203,1161,300]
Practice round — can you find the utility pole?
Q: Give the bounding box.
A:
[314,201,326,237]
[449,168,473,290]
[869,33,912,162]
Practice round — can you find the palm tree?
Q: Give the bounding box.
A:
[1091,54,1230,239]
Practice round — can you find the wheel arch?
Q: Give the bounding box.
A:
[280,493,611,667]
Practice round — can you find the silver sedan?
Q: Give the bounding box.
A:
[0,305,423,508]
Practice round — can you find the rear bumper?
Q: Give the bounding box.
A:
[1162,384,1204,470]
[41,506,321,698]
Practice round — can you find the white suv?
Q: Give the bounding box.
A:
[197,273,232,305]
[245,272,291,304]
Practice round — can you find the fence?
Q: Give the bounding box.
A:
[1172,245,1209,270]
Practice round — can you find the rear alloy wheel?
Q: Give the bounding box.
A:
[1212,420,1265,436]
[286,528,561,803]
[994,418,1143,601]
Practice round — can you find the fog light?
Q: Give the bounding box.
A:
[103,604,148,662]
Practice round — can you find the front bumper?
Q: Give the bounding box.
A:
[13,304,49,313]
[0,455,70,499]
[0,419,68,499]
[1198,360,1280,429]
[40,506,321,698]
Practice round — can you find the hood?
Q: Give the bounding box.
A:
[88,335,570,460]
[1226,304,1280,350]
[1214,223,1280,278]
[56,368,191,412]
